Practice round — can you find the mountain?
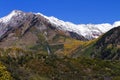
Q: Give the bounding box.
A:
[0,10,85,55]
[0,10,120,56]
[0,10,118,43]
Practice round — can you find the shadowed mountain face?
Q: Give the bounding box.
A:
[93,26,120,59]
[96,26,120,46]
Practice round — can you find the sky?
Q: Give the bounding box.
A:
[0,0,120,24]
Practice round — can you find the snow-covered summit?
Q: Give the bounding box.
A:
[0,10,24,23]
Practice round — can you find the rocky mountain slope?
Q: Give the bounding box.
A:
[0,10,68,48]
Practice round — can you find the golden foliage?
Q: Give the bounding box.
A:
[63,38,97,55]
[0,62,13,80]
[64,39,84,55]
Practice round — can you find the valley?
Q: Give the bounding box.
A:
[0,10,120,80]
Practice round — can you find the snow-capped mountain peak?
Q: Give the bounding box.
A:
[0,10,23,23]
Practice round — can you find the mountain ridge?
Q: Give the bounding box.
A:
[0,10,119,41]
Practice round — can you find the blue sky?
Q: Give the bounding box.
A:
[0,0,120,24]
